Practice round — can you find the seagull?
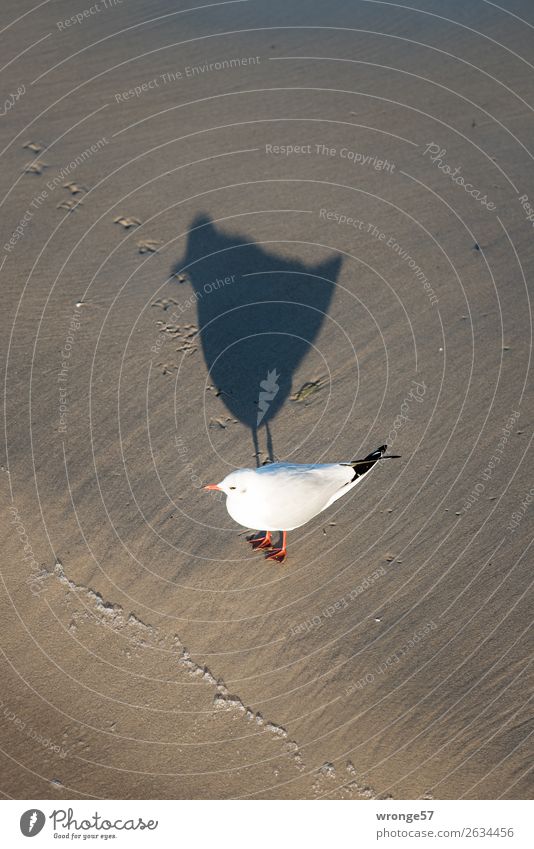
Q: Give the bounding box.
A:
[204,445,400,562]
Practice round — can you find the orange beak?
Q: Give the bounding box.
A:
[203,483,221,491]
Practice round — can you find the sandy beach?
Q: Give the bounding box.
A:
[1,0,533,800]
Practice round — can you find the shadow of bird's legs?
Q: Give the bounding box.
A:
[265,421,275,464]
[252,426,261,467]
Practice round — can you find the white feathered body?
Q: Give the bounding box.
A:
[224,462,362,530]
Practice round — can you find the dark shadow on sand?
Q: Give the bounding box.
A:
[171,215,342,463]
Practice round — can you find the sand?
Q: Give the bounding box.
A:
[0,0,532,800]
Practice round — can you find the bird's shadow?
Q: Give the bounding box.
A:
[171,214,342,464]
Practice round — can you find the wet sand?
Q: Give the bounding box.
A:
[0,0,533,799]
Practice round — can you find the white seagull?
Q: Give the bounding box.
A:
[204,444,400,562]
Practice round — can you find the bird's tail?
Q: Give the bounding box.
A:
[348,444,400,480]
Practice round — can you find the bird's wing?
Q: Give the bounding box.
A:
[257,463,354,510]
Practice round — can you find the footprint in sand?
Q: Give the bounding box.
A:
[176,325,198,356]
[137,238,161,254]
[175,337,198,356]
[206,383,223,398]
[151,297,179,311]
[291,377,326,404]
[208,416,237,429]
[154,319,198,355]
[63,181,87,195]
[23,140,42,153]
[154,323,199,370]
[24,160,47,174]
[156,362,178,375]
[114,215,141,229]
[57,198,83,212]
[155,320,181,335]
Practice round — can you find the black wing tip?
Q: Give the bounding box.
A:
[349,444,401,481]
[381,446,401,458]
[362,444,401,460]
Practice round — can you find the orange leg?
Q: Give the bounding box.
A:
[265,531,287,563]
[248,531,273,550]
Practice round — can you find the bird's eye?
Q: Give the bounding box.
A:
[229,486,236,490]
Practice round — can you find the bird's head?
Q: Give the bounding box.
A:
[203,468,253,497]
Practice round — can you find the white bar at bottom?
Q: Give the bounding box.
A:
[3,799,532,848]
